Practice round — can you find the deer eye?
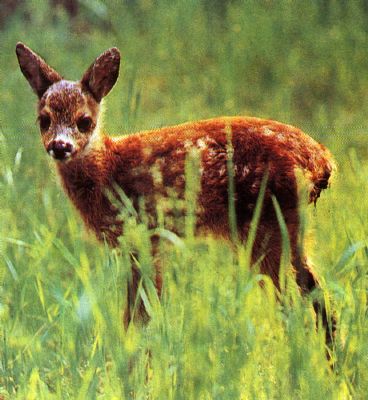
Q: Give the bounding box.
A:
[77,116,92,133]
[39,115,51,131]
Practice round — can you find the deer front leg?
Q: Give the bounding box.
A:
[123,235,162,329]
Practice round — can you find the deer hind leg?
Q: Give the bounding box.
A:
[281,208,318,293]
[293,255,336,346]
[292,253,336,345]
[251,208,335,345]
[285,208,336,345]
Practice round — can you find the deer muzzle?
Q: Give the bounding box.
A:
[47,140,74,161]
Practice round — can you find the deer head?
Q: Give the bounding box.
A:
[16,42,120,161]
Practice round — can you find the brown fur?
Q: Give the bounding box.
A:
[16,43,335,329]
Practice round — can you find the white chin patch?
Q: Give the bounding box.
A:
[48,150,73,161]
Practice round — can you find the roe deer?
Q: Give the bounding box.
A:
[16,43,335,334]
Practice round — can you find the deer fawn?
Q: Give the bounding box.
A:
[16,43,335,335]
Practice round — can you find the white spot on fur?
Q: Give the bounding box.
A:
[184,139,193,149]
[196,138,207,150]
[242,165,250,177]
[204,136,219,146]
[262,127,274,136]
[219,165,226,177]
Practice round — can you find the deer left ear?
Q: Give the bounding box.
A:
[81,47,120,102]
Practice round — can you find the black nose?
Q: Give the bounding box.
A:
[47,140,73,160]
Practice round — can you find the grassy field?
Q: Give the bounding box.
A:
[1,1,368,398]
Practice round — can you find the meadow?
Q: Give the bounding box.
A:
[1,1,368,398]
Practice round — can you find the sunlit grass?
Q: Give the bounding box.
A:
[1,124,367,398]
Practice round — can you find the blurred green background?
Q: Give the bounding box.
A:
[1,1,368,398]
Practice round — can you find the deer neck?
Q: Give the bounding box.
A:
[56,135,110,203]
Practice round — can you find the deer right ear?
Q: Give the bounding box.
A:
[81,47,120,102]
[16,42,62,99]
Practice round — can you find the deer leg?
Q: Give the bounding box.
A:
[123,235,162,330]
[292,254,336,345]
[286,208,336,345]
[257,208,336,346]
[123,264,149,329]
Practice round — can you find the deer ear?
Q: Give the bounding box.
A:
[16,42,62,98]
[81,47,120,102]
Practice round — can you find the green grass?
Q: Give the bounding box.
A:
[1,1,368,398]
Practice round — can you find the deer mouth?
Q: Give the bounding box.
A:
[47,140,75,161]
